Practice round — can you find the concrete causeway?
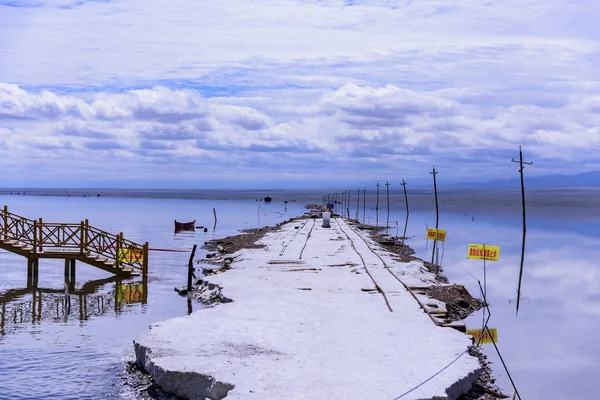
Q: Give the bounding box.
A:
[134,217,480,399]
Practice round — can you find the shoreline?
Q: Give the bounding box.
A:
[131,214,506,399]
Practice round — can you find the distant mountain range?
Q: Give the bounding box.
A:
[453,170,600,189]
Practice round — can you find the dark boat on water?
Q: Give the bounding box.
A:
[264,196,272,203]
[175,220,196,232]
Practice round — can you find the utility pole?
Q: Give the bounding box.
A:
[363,189,366,224]
[356,188,360,220]
[375,182,380,227]
[512,146,533,316]
[401,179,409,245]
[430,167,439,264]
[347,190,351,218]
[385,181,391,232]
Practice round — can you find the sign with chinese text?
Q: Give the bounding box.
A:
[118,248,144,263]
[426,228,447,242]
[466,328,498,344]
[467,244,499,261]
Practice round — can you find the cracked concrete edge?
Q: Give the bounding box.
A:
[133,340,235,400]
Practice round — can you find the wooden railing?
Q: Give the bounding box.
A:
[0,206,147,276]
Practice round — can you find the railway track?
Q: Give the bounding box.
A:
[335,217,456,328]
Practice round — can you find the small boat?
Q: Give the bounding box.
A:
[264,196,272,203]
[175,220,196,232]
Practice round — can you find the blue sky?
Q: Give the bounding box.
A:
[1,0,599,188]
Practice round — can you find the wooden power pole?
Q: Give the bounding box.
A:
[375,182,380,227]
[385,181,391,232]
[430,167,439,264]
[512,146,533,315]
[401,179,409,245]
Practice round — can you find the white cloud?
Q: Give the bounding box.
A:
[0,1,599,185]
[0,81,599,185]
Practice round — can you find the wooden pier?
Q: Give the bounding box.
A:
[0,206,148,283]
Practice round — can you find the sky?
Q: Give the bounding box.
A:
[1,0,599,188]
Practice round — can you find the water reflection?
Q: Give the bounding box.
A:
[411,212,600,400]
[0,277,147,337]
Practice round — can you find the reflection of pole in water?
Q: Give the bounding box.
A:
[511,146,533,316]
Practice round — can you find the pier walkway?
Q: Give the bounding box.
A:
[134,217,480,400]
[0,206,148,282]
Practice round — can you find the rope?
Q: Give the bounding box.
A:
[349,221,521,399]
[392,348,470,399]
[148,247,191,253]
[449,246,479,283]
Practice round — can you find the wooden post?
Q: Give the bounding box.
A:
[33,220,37,254]
[187,244,198,292]
[213,208,217,230]
[3,205,7,240]
[142,249,149,303]
[79,221,85,255]
[116,232,123,268]
[69,259,76,290]
[143,242,149,280]
[38,218,43,253]
[27,259,33,287]
[32,259,39,288]
[64,259,70,285]
[84,219,89,250]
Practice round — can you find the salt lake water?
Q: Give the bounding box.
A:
[0,192,309,400]
[0,188,598,399]
[359,188,600,400]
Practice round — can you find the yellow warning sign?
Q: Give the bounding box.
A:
[426,228,446,242]
[466,328,498,344]
[467,244,499,261]
[118,248,144,263]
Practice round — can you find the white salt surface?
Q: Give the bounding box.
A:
[134,218,480,400]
